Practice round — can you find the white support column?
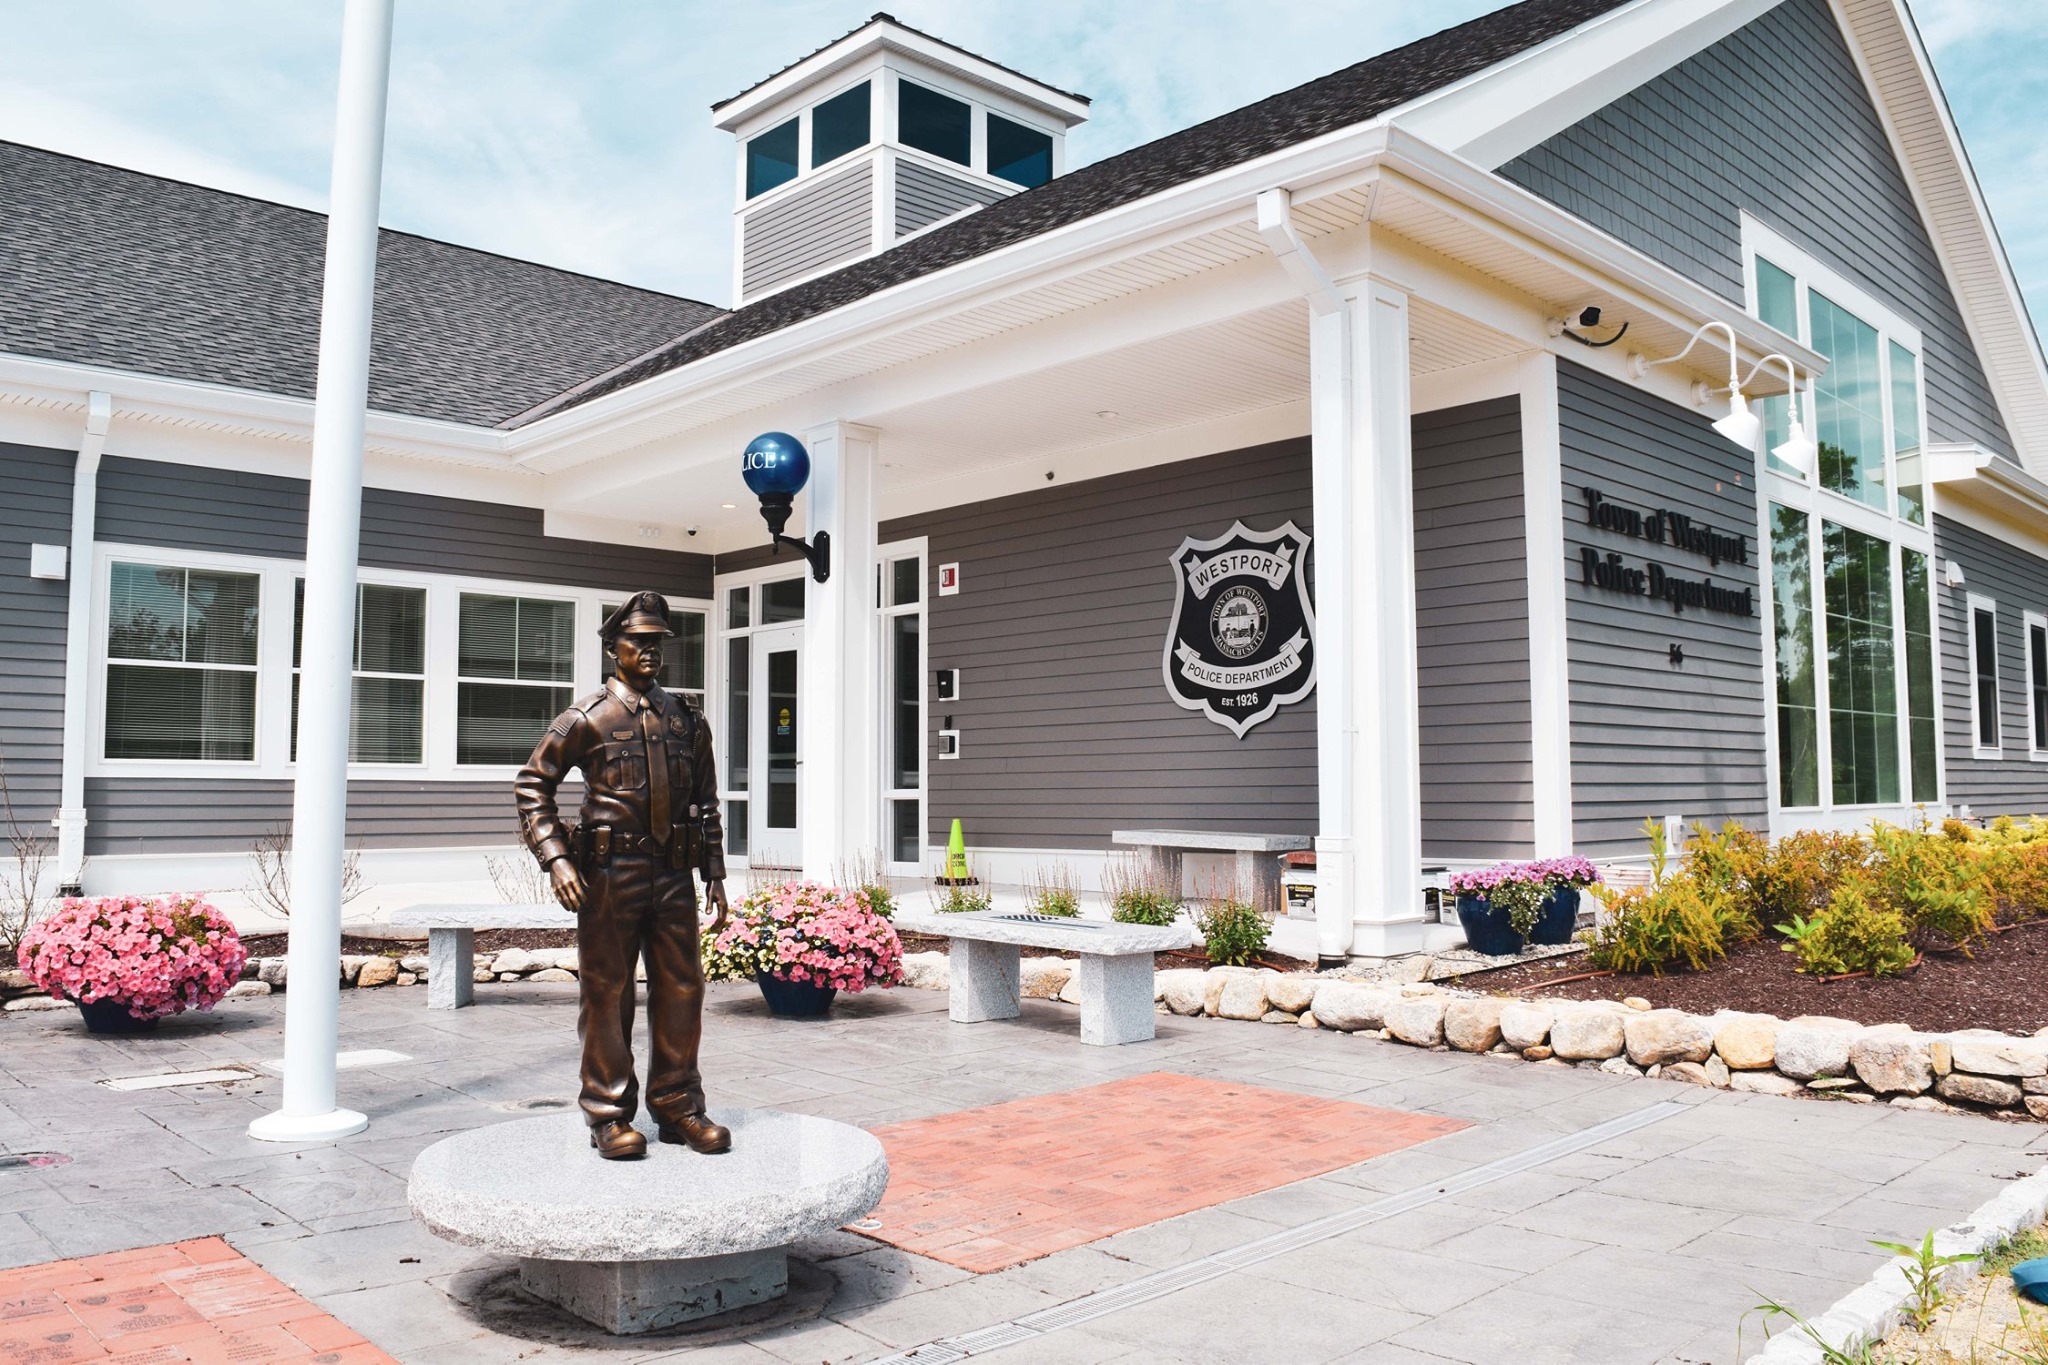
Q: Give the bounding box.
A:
[54,391,112,893]
[1308,306,1355,963]
[1312,277,1427,962]
[1518,352,1574,856]
[250,0,392,1145]
[799,421,880,884]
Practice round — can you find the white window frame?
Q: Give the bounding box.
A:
[710,562,813,869]
[1968,593,2001,759]
[1743,215,1943,827]
[2027,610,2048,762]
[291,579,431,769]
[89,540,709,783]
[878,537,929,874]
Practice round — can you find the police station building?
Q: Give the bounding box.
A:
[6,0,2048,962]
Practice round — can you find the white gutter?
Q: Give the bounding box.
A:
[53,391,111,892]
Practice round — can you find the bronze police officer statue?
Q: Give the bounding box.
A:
[514,592,733,1161]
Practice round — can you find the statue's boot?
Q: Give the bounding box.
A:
[589,1120,647,1160]
[658,1112,732,1154]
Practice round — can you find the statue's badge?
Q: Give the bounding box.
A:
[1161,520,1316,737]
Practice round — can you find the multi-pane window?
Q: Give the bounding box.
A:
[105,562,259,761]
[1971,599,2000,753]
[456,594,575,765]
[1752,230,1937,812]
[810,82,870,168]
[882,552,924,865]
[2029,614,2048,756]
[899,80,971,165]
[292,581,427,763]
[1769,506,1818,807]
[599,603,707,709]
[746,118,799,198]
[988,114,1052,188]
[1822,522,1898,805]
[1902,550,1938,800]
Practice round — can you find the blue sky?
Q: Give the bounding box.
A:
[0,1,2040,339]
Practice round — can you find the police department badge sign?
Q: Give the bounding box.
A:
[1162,520,1317,736]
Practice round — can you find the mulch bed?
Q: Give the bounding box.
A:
[894,929,1310,973]
[1460,918,2048,1035]
[237,929,577,959]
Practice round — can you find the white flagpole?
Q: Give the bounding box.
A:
[250,0,394,1143]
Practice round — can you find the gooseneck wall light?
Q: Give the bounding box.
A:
[741,431,831,582]
[1628,320,1810,469]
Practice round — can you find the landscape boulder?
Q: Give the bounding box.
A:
[1204,966,1260,1015]
[492,948,541,976]
[1386,996,1448,1047]
[1443,998,1508,1053]
[1157,969,1208,1017]
[1711,1013,1778,1070]
[1851,1034,1935,1095]
[1949,1040,2048,1079]
[1550,1006,1627,1061]
[1624,1010,1714,1067]
[1216,976,1271,1022]
[1263,972,1318,1015]
[1499,1001,1555,1051]
[1021,958,1072,1000]
[900,952,949,991]
[1308,982,1396,1033]
[1774,1017,1862,1080]
[1936,1073,2022,1108]
[355,957,398,988]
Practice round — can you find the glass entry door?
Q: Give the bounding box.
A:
[749,624,802,868]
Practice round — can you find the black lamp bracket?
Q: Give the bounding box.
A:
[772,530,831,583]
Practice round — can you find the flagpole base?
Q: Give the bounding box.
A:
[248,1107,369,1144]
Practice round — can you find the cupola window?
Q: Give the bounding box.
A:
[811,81,871,169]
[745,118,799,198]
[988,113,1052,188]
[899,80,971,166]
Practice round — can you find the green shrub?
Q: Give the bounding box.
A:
[1111,889,1181,926]
[1778,880,1915,977]
[935,884,991,914]
[1865,822,1992,953]
[1584,879,1743,975]
[1196,899,1270,966]
[1752,828,1867,929]
[1026,862,1081,917]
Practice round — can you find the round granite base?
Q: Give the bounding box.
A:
[409,1108,887,1335]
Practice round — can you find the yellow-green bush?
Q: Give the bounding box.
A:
[1585,878,1746,975]
[1778,879,1916,977]
[1864,821,1993,953]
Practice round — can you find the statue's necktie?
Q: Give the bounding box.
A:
[643,707,671,847]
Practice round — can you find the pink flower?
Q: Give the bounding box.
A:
[20,895,245,1021]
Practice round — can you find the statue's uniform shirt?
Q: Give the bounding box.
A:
[513,675,727,1128]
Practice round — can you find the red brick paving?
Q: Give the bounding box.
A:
[0,1239,394,1365]
[859,1072,1470,1273]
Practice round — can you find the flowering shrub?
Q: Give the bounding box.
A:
[1449,856,1602,939]
[19,895,246,1021]
[702,881,903,993]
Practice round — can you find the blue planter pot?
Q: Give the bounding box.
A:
[1455,887,1582,956]
[74,998,156,1034]
[755,972,837,1018]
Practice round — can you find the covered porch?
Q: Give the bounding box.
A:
[514,127,1813,961]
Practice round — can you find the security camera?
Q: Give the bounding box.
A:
[686,526,699,537]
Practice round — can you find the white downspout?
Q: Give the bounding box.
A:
[54,391,112,894]
[1256,188,1344,316]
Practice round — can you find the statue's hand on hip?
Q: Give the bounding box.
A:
[549,858,587,912]
[703,879,730,937]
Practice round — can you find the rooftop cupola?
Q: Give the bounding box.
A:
[714,13,1089,305]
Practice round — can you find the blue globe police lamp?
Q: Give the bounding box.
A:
[740,432,830,582]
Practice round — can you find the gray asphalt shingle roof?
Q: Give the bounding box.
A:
[521,0,1633,426]
[0,141,723,427]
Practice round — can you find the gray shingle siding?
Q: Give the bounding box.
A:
[1559,362,1768,855]
[1500,0,2014,461]
[880,440,1319,849]
[741,163,874,298]
[895,160,1005,237]
[0,443,75,826]
[96,457,714,597]
[82,779,540,856]
[1932,514,2048,815]
[0,142,723,428]
[1414,398,1534,859]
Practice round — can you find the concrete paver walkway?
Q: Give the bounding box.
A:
[2,983,2043,1364]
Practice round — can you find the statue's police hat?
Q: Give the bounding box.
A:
[599,591,675,641]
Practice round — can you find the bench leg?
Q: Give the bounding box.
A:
[1237,850,1282,916]
[428,927,475,1009]
[1077,953,1156,1046]
[949,939,1020,1023]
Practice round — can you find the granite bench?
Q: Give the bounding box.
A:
[1111,828,1312,915]
[892,909,1196,1046]
[390,903,575,1008]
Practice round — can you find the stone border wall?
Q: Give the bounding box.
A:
[897,952,2048,1122]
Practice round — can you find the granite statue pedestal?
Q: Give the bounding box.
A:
[408,1109,887,1333]
[892,909,1197,1045]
